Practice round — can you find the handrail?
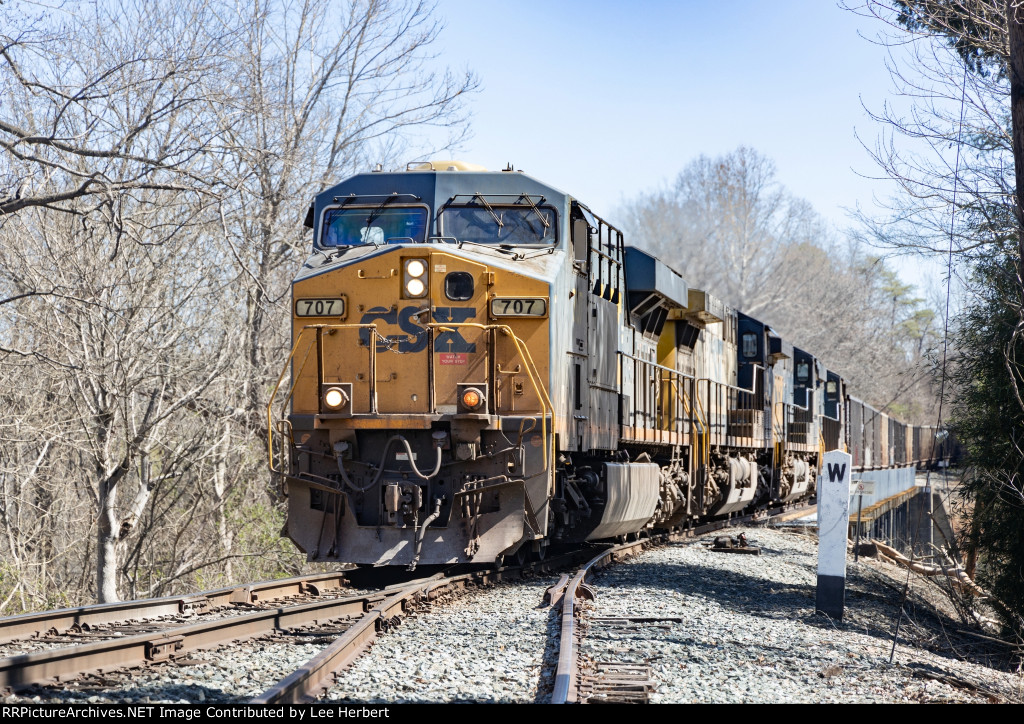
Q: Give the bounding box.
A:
[268,321,554,488]
[266,323,386,473]
[696,363,763,397]
[266,329,317,474]
[696,389,710,467]
[794,386,813,410]
[790,398,811,413]
[619,351,697,381]
[620,360,713,469]
[680,380,710,469]
[588,245,623,266]
[427,322,554,475]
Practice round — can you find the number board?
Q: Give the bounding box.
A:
[489,297,547,318]
[295,298,346,317]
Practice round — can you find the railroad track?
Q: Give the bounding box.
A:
[0,504,813,704]
[0,556,587,702]
[264,503,810,703]
[0,577,400,696]
[0,573,361,653]
[550,504,814,703]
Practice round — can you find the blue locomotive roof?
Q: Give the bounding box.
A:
[312,167,571,242]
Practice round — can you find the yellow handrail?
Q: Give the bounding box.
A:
[672,378,709,469]
[427,322,554,477]
[267,320,555,487]
[266,328,317,474]
[695,385,711,468]
[266,323,386,473]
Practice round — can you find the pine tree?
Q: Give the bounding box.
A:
[949,246,1024,635]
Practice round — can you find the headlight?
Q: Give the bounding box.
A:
[406,277,426,296]
[404,258,428,298]
[323,386,349,410]
[406,259,426,277]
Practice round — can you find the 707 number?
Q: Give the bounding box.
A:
[296,298,345,317]
[490,298,547,317]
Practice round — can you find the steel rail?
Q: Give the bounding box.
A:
[551,540,646,704]
[550,505,814,703]
[0,572,353,645]
[0,575,448,694]
[0,505,811,699]
[252,578,459,704]
[254,553,599,704]
[249,590,409,705]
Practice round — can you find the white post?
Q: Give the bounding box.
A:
[817,449,852,620]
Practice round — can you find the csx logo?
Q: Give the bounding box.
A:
[359,306,476,353]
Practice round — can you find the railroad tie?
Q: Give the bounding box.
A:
[580,661,654,704]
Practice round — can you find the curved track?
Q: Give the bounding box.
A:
[0,505,812,703]
[0,573,357,647]
[551,505,813,703]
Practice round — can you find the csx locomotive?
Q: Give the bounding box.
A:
[268,161,942,568]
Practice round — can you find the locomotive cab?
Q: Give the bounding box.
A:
[822,370,846,454]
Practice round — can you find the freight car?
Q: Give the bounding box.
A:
[267,161,944,568]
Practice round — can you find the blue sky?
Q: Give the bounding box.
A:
[429,0,943,290]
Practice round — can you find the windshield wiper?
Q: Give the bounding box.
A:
[466,193,503,230]
[517,193,550,230]
[364,194,399,229]
[455,237,522,259]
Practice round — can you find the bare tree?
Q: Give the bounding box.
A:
[204,0,477,422]
[0,197,236,602]
[845,2,1024,637]
[0,0,476,607]
[189,0,478,573]
[0,0,225,220]
[845,1,1013,264]
[0,0,236,603]
[619,146,942,423]
[620,147,829,319]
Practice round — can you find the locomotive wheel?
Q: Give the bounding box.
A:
[530,542,548,562]
[512,546,529,567]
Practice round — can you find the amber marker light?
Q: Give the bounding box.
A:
[461,387,483,411]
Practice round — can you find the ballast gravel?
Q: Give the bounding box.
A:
[6,527,1022,704]
[577,527,1022,703]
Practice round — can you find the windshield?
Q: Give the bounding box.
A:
[321,206,428,247]
[441,205,557,246]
